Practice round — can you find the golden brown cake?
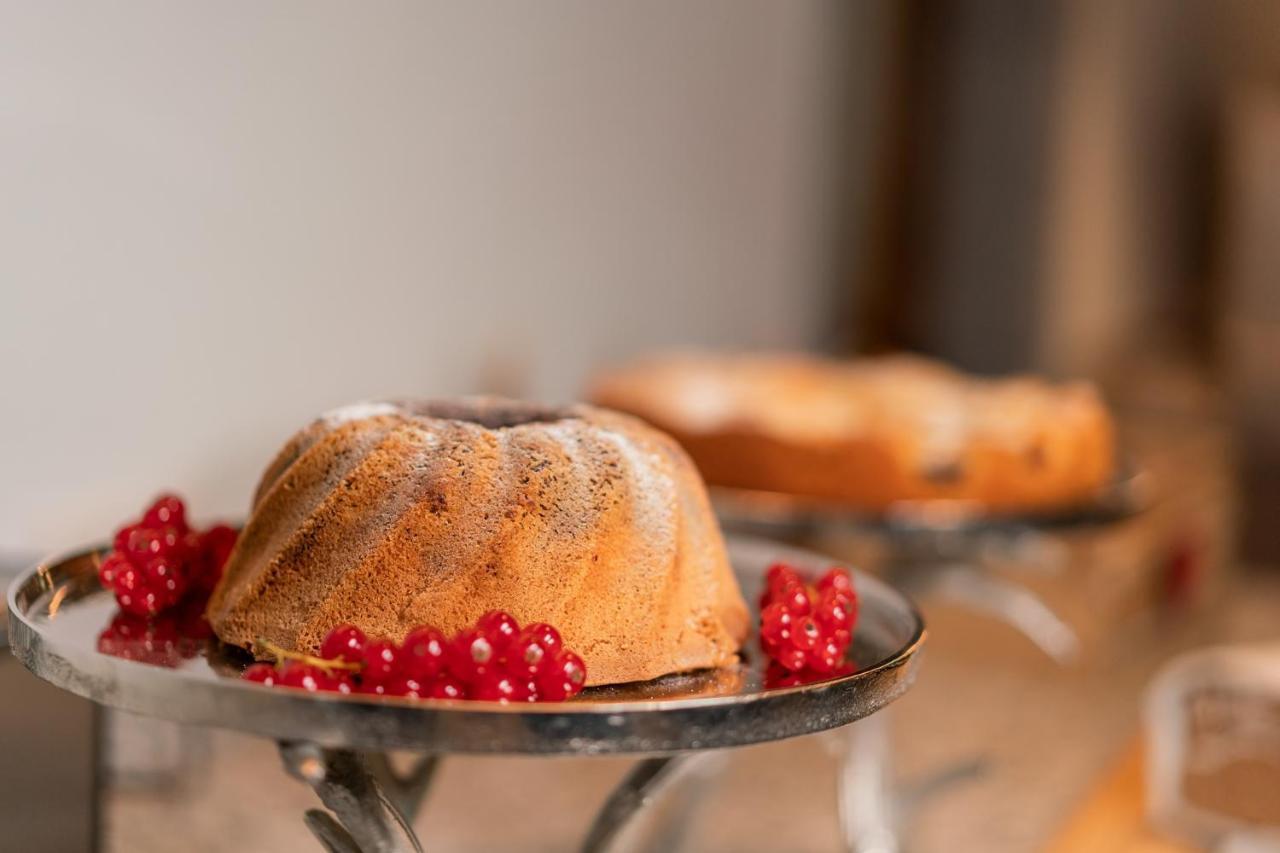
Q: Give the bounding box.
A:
[590,353,1116,514]
[207,398,749,687]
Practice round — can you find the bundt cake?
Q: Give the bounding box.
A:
[590,352,1116,514]
[206,398,749,687]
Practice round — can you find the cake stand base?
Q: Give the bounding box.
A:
[279,727,906,853]
[279,744,729,853]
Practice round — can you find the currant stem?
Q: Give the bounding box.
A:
[255,638,363,674]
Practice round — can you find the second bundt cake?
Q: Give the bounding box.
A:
[206,398,749,687]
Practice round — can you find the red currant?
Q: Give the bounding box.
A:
[535,650,587,700]
[475,611,520,654]
[113,567,165,617]
[807,636,846,673]
[401,626,447,680]
[123,526,182,566]
[759,603,793,653]
[384,676,426,698]
[279,662,327,691]
[243,663,278,685]
[765,562,802,596]
[815,588,854,633]
[789,616,822,652]
[506,623,561,677]
[361,640,401,684]
[113,563,143,594]
[144,556,188,602]
[143,494,188,531]
[774,645,809,672]
[764,661,807,688]
[320,624,368,664]
[427,675,467,700]
[113,524,139,555]
[200,524,238,571]
[472,672,528,703]
[775,581,811,616]
[98,552,130,588]
[356,679,390,696]
[817,567,854,596]
[447,628,496,684]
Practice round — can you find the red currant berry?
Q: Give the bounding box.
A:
[97,552,130,589]
[144,556,188,602]
[807,636,846,673]
[361,640,401,684]
[200,524,238,571]
[112,566,164,617]
[113,524,139,555]
[401,626,447,680]
[113,563,143,593]
[789,616,822,652]
[475,611,520,654]
[759,603,793,653]
[120,588,165,617]
[320,624,368,664]
[279,662,327,691]
[535,650,587,700]
[765,562,802,596]
[143,494,188,531]
[356,679,390,696]
[764,660,807,688]
[506,623,561,677]
[774,645,809,672]
[447,628,495,684]
[123,526,182,566]
[815,589,854,633]
[427,675,467,700]
[817,567,854,596]
[243,663,278,685]
[381,675,425,698]
[472,672,528,703]
[775,580,812,616]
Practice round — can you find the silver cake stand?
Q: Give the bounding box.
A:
[7,535,924,853]
[712,465,1152,665]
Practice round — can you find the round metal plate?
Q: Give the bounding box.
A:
[6,535,923,756]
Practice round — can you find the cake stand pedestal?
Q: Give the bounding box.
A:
[7,536,924,853]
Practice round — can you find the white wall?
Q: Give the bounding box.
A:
[0,2,858,548]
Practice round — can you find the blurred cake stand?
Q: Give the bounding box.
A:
[712,464,1152,665]
[7,535,923,853]
[710,466,1151,853]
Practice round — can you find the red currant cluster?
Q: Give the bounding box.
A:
[96,494,238,618]
[95,597,213,668]
[759,563,858,676]
[243,611,588,703]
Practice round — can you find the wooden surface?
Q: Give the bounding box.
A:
[1048,739,1196,853]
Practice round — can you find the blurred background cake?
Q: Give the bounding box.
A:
[592,352,1115,514]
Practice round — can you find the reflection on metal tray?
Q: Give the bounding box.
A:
[6,535,924,757]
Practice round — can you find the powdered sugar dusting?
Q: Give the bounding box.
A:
[594,426,673,537]
[319,401,400,426]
